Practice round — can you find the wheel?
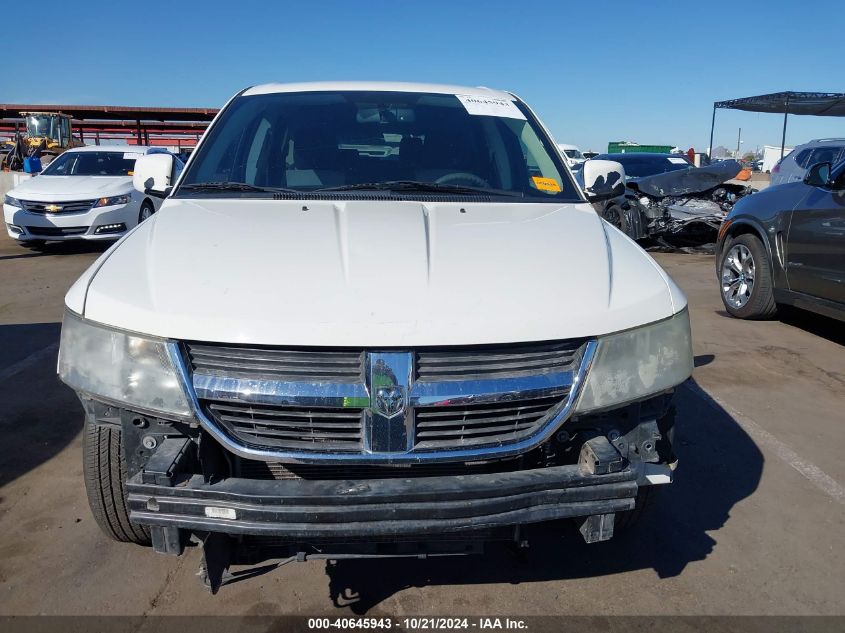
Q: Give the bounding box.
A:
[138,201,155,224]
[719,233,777,319]
[83,418,151,545]
[615,485,657,532]
[601,204,630,236]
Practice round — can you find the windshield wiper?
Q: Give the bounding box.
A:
[316,180,523,197]
[179,182,299,194]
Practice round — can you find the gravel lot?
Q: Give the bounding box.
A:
[0,232,843,616]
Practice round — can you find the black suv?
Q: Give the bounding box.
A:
[716,159,845,321]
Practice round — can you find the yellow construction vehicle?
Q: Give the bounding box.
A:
[21,112,84,156]
[1,112,84,171]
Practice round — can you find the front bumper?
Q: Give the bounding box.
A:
[127,463,638,538]
[3,202,136,241]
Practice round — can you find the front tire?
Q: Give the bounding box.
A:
[601,204,630,237]
[83,418,151,545]
[719,233,777,319]
[615,485,657,532]
[138,201,155,224]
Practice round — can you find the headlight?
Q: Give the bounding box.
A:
[4,194,22,208]
[575,309,692,413]
[58,310,192,418]
[93,194,131,208]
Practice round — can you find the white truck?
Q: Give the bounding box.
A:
[57,82,692,591]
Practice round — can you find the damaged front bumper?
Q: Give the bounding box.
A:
[122,409,674,559]
[127,454,640,542]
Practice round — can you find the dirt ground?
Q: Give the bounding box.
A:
[0,233,843,617]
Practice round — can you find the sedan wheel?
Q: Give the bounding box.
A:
[721,244,755,308]
[718,233,777,319]
[138,203,154,223]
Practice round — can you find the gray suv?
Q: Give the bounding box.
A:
[716,158,845,322]
[770,138,845,186]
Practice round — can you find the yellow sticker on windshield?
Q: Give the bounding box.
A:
[532,176,561,192]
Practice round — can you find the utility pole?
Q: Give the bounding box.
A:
[736,127,742,158]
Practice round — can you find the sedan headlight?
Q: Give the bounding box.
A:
[93,194,131,208]
[575,309,692,413]
[4,194,22,208]
[58,310,192,418]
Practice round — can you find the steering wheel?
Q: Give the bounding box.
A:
[435,172,490,188]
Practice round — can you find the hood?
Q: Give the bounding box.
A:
[76,199,684,347]
[629,160,742,198]
[10,175,132,201]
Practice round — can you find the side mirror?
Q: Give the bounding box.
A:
[132,153,175,197]
[582,159,626,201]
[804,162,832,188]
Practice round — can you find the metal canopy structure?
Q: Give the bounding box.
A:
[0,103,219,148]
[708,91,845,161]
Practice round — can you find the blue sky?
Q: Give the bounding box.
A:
[4,0,844,154]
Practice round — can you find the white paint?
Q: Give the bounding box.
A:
[243,81,515,101]
[684,381,845,505]
[79,199,684,347]
[644,463,673,485]
[0,342,58,383]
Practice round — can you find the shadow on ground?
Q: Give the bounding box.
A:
[716,306,844,347]
[0,322,82,489]
[316,379,763,613]
[0,240,110,262]
[777,306,845,346]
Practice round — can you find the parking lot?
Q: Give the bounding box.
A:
[0,231,842,617]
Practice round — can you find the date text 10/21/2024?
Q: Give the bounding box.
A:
[307,617,529,630]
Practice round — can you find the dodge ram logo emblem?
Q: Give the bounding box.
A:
[374,386,405,418]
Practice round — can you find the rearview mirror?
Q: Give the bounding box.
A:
[582,159,626,201]
[804,162,832,187]
[132,153,175,197]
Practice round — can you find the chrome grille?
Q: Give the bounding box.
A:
[413,396,564,450]
[187,343,363,382]
[20,199,95,214]
[185,339,595,463]
[416,341,583,381]
[206,402,363,451]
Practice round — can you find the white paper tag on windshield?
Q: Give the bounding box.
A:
[668,157,690,164]
[456,94,526,120]
[123,152,143,160]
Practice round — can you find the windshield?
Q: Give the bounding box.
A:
[26,115,59,140]
[563,149,583,159]
[178,91,579,201]
[596,154,691,179]
[41,151,141,176]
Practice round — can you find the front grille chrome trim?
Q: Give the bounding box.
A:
[193,374,368,408]
[167,340,597,465]
[20,199,95,214]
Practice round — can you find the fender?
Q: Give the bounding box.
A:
[718,216,785,287]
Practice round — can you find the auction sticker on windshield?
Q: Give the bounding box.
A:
[532,176,561,192]
[456,94,526,119]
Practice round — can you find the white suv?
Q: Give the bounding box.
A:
[3,145,181,248]
[56,82,692,587]
[770,138,845,186]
